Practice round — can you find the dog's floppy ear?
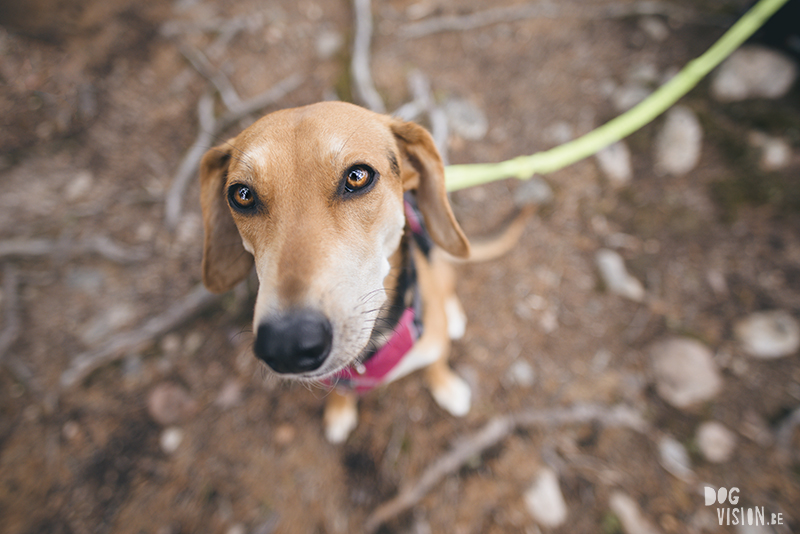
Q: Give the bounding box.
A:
[199,143,254,293]
[391,119,470,258]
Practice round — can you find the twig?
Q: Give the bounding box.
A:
[178,42,243,112]
[60,284,220,388]
[363,403,648,533]
[0,265,21,362]
[164,73,304,230]
[776,406,800,459]
[351,0,385,113]
[407,70,449,164]
[0,236,149,264]
[401,1,694,39]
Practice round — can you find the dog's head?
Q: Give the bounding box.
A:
[200,101,469,380]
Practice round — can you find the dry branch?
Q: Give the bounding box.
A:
[60,284,220,388]
[401,1,694,39]
[178,42,243,112]
[0,265,21,362]
[363,403,648,533]
[164,73,304,230]
[351,0,386,113]
[0,236,149,264]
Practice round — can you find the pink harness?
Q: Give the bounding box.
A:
[324,197,429,393]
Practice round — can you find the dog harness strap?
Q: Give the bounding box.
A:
[324,194,430,393]
[326,307,418,393]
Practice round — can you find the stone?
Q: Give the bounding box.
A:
[734,310,800,359]
[748,132,792,171]
[595,140,633,186]
[315,29,343,59]
[613,84,651,112]
[444,98,488,141]
[506,359,535,388]
[711,44,797,102]
[596,249,645,302]
[696,421,736,463]
[650,337,722,409]
[609,491,661,534]
[215,378,244,409]
[657,434,694,482]
[514,176,554,206]
[159,427,184,454]
[654,105,703,176]
[523,467,568,528]
[147,382,197,425]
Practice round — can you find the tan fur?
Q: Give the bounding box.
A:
[200,101,522,442]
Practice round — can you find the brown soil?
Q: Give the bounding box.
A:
[1,1,799,533]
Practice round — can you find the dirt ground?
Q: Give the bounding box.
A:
[1,0,799,533]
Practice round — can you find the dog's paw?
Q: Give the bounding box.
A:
[324,397,358,444]
[445,296,467,340]
[431,372,471,417]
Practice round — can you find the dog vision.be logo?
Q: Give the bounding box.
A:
[704,486,784,527]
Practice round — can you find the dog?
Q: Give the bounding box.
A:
[199,101,530,443]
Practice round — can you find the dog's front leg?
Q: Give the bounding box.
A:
[324,389,358,443]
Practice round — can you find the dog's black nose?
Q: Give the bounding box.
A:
[254,310,333,374]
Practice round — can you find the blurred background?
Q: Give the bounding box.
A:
[1,0,799,532]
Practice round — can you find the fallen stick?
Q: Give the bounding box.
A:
[178,42,243,112]
[0,236,149,264]
[60,284,219,388]
[401,1,695,39]
[351,0,385,113]
[363,403,648,533]
[0,264,21,362]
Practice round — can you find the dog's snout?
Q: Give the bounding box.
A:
[254,310,333,374]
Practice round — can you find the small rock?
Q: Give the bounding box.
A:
[650,337,722,409]
[697,421,736,463]
[147,382,197,425]
[444,98,488,141]
[274,424,296,446]
[657,434,694,482]
[160,427,184,454]
[523,467,568,528]
[638,17,669,42]
[609,491,661,534]
[734,310,800,359]
[596,249,645,302]
[748,132,792,171]
[315,29,343,59]
[506,359,535,387]
[65,170,94,202]
[595,140,633,186]
[654,105,703,176]
[62,421,80,441]
[736,524,775,534]
[226,525,246,534]
[543,121,574,144]
[514,176,554,206]
[711,44,797,102]
[613,84,652,112]
[160,334,182,356]
[215,378,244,409]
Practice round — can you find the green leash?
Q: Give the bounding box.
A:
[444,0,790,192]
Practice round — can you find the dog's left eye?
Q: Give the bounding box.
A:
[343,165,377,195]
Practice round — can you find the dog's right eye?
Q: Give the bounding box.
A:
[228,184,258,212]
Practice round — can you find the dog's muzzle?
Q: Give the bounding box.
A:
[254,309,333,374]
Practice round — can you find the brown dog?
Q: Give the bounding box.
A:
[200,101,527,442]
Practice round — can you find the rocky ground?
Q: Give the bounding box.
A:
[1,0,799,533]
